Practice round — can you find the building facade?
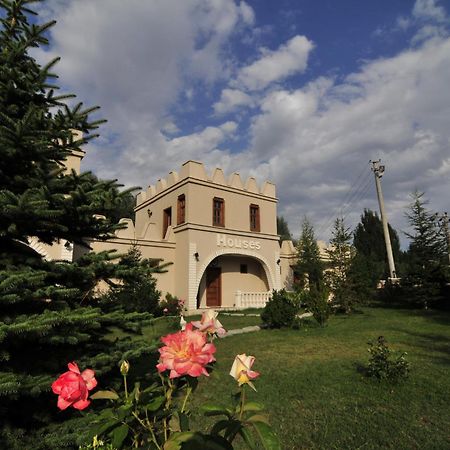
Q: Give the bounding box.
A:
[88,161,298,311]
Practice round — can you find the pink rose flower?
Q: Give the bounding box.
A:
[192,310,226,337]
[52,362,97,410]
[156,323,216,379]
[230,354,260,391]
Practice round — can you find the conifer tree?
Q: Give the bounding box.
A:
[403,191,448,307]
[352,209,402,291]
[295,217,323,290]
[0,2,159,447]
[325,217,356,312]
[277,215,292,242]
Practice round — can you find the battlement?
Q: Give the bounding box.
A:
[136,160,276,206]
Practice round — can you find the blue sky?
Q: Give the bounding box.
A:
[33,0,450,246]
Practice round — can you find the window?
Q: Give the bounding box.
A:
[177,194,185,225]
[163,207,172,238]
[212,197,225,227]
[250,204,260,232]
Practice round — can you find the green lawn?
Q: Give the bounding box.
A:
[186,307,450,450]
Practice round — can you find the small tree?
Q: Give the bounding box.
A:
[325,217,356,312]
[102,245,166,314]
[295,217,323,291]
[403,191,448,308]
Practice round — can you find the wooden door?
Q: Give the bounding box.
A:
[206,267,221,307]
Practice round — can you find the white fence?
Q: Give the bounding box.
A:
[234,290,272,309]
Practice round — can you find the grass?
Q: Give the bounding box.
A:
[186,307,450,450]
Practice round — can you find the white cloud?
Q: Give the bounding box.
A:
[239,1,255,25]
[244,36,450,242]
[235,35,314,91]
[34,0,450,247]
[413,0,447,22]
[213,88,254,114]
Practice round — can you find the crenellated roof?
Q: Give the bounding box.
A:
[136,160,276,206]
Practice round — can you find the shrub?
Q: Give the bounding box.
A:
[303,286,332,327]
[366,336,410,382]
[158,293,185,316]
[261,289,299,328]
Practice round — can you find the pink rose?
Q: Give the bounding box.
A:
[52,362,97,410]
[156,323,216,378]
[192,310,226,337]
[229,354,260,391]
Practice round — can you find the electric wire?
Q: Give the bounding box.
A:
[316,162,371,236]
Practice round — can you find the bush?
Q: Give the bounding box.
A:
[158,293,185,316]
[261,289,299,328]
[303,286,332,327]
[366,336,410,382]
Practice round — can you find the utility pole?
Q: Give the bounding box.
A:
[371,160,397,280]
[438,212,450,264]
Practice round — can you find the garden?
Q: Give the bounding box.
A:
[1,2,450,449]
[57,306,450,450]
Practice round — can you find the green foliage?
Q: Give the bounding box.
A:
[353,209,402,283]
[159,293,185,316]
[0,2,159,445]
[276,216,292,242]
[325,217,356,313]
[403,191,449,308]
[100,245,164,314]
[295,217,323,290]
[261,290,298,329]
[87,362,280,450]
[366,336,409,382]
[302,286,332,327]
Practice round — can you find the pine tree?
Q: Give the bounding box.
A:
[403,191,447,307]
[325,217,356,312]
[295,217,323,290]
[277,215,292,242]
[352,209,402,290]
[0,2,159,447]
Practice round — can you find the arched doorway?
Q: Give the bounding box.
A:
[196,252,273,309]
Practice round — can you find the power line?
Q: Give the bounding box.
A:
[316,161,371,236]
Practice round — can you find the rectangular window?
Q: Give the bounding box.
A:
[177,194,185,225]
[212,197,225,227]
[250,204,260,232]
[163,207,172,238]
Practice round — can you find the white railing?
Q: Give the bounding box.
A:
[235,291,272,309]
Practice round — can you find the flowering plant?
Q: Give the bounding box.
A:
[54,311,280,449]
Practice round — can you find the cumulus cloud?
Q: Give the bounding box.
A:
[245,36,450,241]
[213,88,255,114]
[34,0,450,246]
[235,35,314,91]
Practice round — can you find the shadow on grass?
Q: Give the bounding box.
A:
[397,328,450,366]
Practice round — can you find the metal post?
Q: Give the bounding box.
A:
[371,160,397,280]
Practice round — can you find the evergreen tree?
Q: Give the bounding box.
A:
[277,215,292,242]
[352,209,402,290]
[403,191,448,307]
[0,2,160,447]
[295,217,323,290]
[102,245,165,314]
[325,217,356,312]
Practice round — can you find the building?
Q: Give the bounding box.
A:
[88,160,298,311]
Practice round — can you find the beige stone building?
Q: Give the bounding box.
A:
[87,160,299,311]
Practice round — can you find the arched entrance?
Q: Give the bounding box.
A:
[195,250,275,309]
